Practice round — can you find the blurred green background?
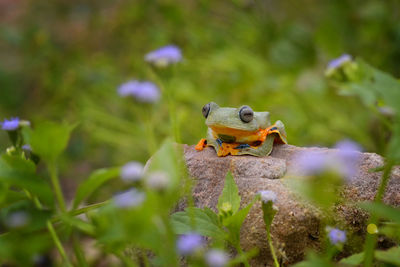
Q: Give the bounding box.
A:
[1,0,399,172]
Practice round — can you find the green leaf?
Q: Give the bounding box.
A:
[170,207,226,241]
[145,139,185,191]
[0,155,53,205]
[339,252,364,265]
[25,121,75,163]
[375,246,400,266]
[218,172,241,214]
[359,202,400,224]
[73,167,120,209]
[223,197,256,245]
[58,214,95,235]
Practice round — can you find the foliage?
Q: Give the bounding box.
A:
[1,0,400,266]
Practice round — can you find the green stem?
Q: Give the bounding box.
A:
[52,201,110,223]
[72,233,88,267]
[266,229,280,267]
[236,244,251,267]
[47,221,72,266]
[363,161,394,267]
[49,163,67,212]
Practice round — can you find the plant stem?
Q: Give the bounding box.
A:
[236,244,251,267]
[72,232,88,267]
[52,201,110,223]
[49,163,67,212]
[47,221,72,267]
[363,161,394,267]
[266,229,280,267]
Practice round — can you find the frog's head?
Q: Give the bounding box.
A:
[202,102,271,132]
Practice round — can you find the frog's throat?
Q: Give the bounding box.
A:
[210,126,264,143]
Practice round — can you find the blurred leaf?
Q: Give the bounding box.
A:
[24,121,75,163]
[73,167,120,209]
[359,202,400,223]
[292,251,335,267]
[0,155,53,205]
[375,246,400,266]
[339,252,364,265]
[218,172,241,214]
[58,214,95,235]
[171,207,226,241]
[145,139,184,191]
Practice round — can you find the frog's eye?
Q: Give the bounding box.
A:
[202,103,211,118]
[239,106,254,123]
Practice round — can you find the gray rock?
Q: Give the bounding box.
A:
[182,144,400,266]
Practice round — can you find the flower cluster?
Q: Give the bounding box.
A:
[1,117,20,131]
[117,80,160,103]
[145,45,182,67]
[117,45,182,102]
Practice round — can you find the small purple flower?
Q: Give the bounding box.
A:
[117,80,160,103]
[177,233,204,255]
[327,54,352,70]
[295,150,331,176]
[205,249,229,267]
[258,190,277,204]
[120,161,144,182]
[133,81,160,102]
[1,117,20,131]
[335,140,362,180]
[328,228,346,245]
[113,189,145,208]
[145,45,182,67]
[117,80,141,97]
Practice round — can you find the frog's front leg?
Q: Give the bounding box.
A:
[205,128,224,155]
[236,134,275,156]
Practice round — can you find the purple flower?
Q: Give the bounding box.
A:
[205,249,229,267]
[145,45,182,67]
[335,140,362,180]
[294,150,331,176]
[328,228,346,245]
[117,80,141,97]
[120,161,144,182]
[1,117,20,131]
[327,54,352,70]
[117,80,160,103]
[258,190,277,204]
[113,189,145,208]
[177,233,204,255]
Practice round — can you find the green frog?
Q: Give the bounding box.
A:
[195,102,287,157]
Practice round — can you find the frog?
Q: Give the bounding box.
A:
[195,102,287,157]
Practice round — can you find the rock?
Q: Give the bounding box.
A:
[182,144,400,266]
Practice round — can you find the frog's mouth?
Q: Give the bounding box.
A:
[210,126,261,143]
